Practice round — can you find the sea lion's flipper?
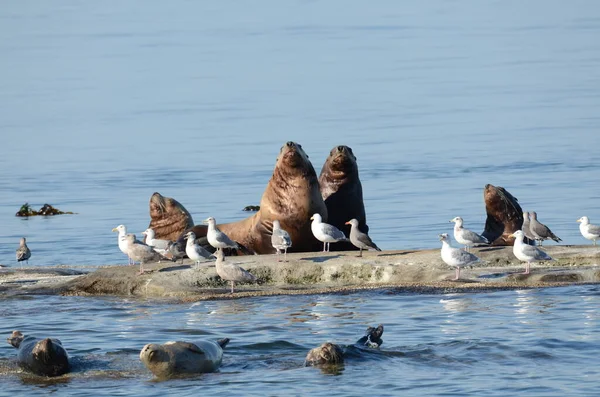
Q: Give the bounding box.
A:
[7,331,24,348]
[217,338,230,349]
[356,324,384,348]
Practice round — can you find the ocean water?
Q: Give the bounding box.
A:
[1,1,600,395]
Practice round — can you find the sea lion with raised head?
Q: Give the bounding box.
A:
[304,324,384,366]
[147,192,195,242]
[139,338,229,379]
[481,184,524,246]
[319,145,368,251]
[7,330,70,377]
[189,141,327,254]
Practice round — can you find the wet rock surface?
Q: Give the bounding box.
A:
[1,246,599,300]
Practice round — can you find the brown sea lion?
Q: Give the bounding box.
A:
[189,141,327,254]
[481,184,524,246]
[147,192,194,242]
[318,145,368,251]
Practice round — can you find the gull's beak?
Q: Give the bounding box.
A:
[576,219,581,223]
[310,216,314,220]
[345,221,351,225]
[508,233,515,238]
[202,218,209,224]
[111,227,118,232]
[448,219,453,223]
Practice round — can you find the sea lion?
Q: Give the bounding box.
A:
[189,141,327,254]
[481,184,524,246]
[319,145,368,251]
[304,324,384,366]
[139,339,229,379]
[7,330,70,377]
[147,192,195,242]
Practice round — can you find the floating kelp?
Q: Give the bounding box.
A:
[16,203,75,217]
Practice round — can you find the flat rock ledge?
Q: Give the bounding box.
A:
[1,245,600,301]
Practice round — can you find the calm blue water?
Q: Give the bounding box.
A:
[1,286,599,396]
[1,1,600,395]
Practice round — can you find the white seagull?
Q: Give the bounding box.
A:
[184,231,215,268]
[508,230,554,275]
[577,216,600,246]
[271,220,292,262]
[449,216,488,251]
[203,217,239,252]
[310,213,348,252]
[439,233,480,280]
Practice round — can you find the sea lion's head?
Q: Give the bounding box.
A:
[148,192,194,242]
[323,145,358,177]
[7,330,24,348]
[140,343,171,374]
[149,192,170,218]
[304,342,344,366]
[275,141,315,177]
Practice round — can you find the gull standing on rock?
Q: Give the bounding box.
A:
[203,217,239,252]
[167,240,187,263]
[508,230,554,275]
[529,211,561,246]
[521,212,537,245]
[16,237,31,266]
[439,233,480,280]
[124,234,163,274]
[449,216,488,251]
[271,220,292,262]
[214,249,256,293]
[185,231,215,268]
[142,228,171,256]
[577,216,600,246]
[345,218,381,257]
[310,213,348,252]
[112,224,134,265]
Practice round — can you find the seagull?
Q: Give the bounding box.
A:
[439,233,480,280]
[166,240,187,264]
[271,220,292,262]
[214,249,256,293]
[449,216,488,251]
[345,219,381,257]
[124,234,163,274]
[16,237,31,266]
[508,230,554,275]
[203,217,239,252]
[310,213,348,252]
[521,212,537,245]
[112,224,134,265]
[529,211,561,246]
[184,231,215,268]
[577,216,600,246]
[142,228,171,256]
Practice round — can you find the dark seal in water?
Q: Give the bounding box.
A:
[7,330,70,377]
